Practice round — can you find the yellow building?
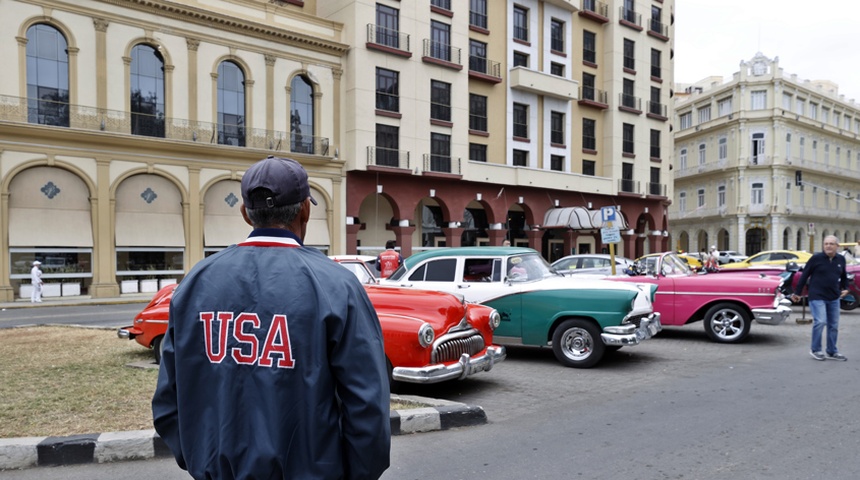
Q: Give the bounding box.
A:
[0,0,346,300]
[672,53,860,255]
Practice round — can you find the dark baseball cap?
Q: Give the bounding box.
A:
[241,156,318,208]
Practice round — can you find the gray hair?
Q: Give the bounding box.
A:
[245,188,303,227]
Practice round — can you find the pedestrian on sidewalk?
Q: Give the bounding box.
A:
[792,235,849,361]
[30,261,43,303]
[376,240,403,278]
[153,156,391,480]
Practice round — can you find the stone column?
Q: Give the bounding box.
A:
[390,226,416,257]
[442,227,465,248]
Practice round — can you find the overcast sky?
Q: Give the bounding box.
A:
[673,0,860,102]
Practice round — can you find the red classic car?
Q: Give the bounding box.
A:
[118,270,506,386]
[609,252,792,343]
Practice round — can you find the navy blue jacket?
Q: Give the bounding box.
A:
[794,251,848,301]
[153,229,390,480]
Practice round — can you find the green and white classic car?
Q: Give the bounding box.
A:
[382,247,661,368]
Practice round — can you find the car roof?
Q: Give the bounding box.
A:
[402,247,537,269]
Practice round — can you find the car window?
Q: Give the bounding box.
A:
[463,258,495,282]
[597,258,611,268]
[408,264,426,281]
[751,253,769,263]
[425,258,457,281]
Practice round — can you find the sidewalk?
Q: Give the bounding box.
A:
[0,294,490,471]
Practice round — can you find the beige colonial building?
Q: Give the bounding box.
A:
[321,0,675,262]
[0,0,345,300]
[671,52,860,256]
[1,0,676,300]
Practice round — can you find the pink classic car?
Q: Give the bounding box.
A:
[609,252,792,343]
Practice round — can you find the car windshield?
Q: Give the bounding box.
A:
[634,253,692,276]
[506,253,554,282]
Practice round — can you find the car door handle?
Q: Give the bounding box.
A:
[457,284,470,289]
[399,283,413,288]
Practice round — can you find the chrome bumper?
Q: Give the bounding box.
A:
[601,313,662,346]
[752,304,792,325]
[116,326,137,340]
[392,345,506,384]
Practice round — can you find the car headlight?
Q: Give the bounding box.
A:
[848,273,855,281]
[418,323,435,348]
[489,309,501,331]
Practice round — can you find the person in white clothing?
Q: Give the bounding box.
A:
[30,261,43,303]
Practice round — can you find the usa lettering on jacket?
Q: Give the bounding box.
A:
[199,312,295,368]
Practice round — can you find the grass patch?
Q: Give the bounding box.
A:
[0,326,426,439]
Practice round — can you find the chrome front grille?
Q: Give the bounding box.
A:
[431,329,485,364]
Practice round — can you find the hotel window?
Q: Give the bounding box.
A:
[799,137,805,160]
[750,90,766,110]
[217,61,246,147]
[822,107,830,123]
[290,75,315,154]
[679,112,692,129]
[469,94,488,132]
[582,160,595,176]
[718,136,727,161]
[812,140,817,161]
[551,19,565,53]
[697,188,705,208]
[430,132,451,172]
[751,133,765,164]
[469,40,489,74]
[679,147,687,169]
[622,79,636,109]
[26,24,69,127]
[375,4,400,49]
[718,185,726,207]
[650,6,663,34]
[718,97,732,116]
[376,68,399,112]
[679,191,687,212]
[513,5,529,42]
[622,123,634,154]
[650,48,661,78]
[650,167,661,196]
[513,149,528,166]
[583,31,596,64]
[431,0,451,10]
[551,111,565,145]
[513,51,529,67]
[130,44,166,137]
[621,162,635,192]
[550,62,565,76]
[582,118,596,150]
[430,21,452,61]
[550,155,564,171]
[470,143,487,162]
[430,80,451,122]
[795,97,805,115]
[375,124,400,167]
[623,39,635,70]
[470,0,488,30]
[751,182,764,205]
[698,105,711,123]
[513,103,528,138]
[809,103,818,119]
[698,143,706,165]
[782,92,792,110]
[834,112,841,127]
[582,73,596,101]
[650,129,660,158]
[824,143,830,164]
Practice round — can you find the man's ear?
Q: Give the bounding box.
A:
[300,197,312,224]
[240,204,253,227]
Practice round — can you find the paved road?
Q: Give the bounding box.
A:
[2,308,859,479]
[0,302,146,329]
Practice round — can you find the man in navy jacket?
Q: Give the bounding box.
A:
[153,156,391,479]
[792,235,849,361]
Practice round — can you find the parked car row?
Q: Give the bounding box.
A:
[119,247,794,390]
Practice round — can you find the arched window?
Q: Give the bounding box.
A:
[290,75,314,154]
[217,61,245,146]
[26,24,69,127]
[130,44,165,137]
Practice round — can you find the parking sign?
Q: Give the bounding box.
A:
[601,206,616,225]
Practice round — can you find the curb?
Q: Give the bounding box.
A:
[0,394,486,471]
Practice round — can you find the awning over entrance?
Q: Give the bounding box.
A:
[542,207,628,230]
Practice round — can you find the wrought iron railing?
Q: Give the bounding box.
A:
[0,94,330,155]
[423,154,461,175]
[468,56,502,79]
[367,146,410,169]
[423,39,461,65]
[366,24,410,52]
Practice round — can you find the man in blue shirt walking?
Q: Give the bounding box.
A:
[792,235,850,361]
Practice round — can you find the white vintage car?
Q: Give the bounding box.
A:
[382,247,661,368]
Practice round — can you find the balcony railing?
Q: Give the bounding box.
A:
[0,94,329,155]
[367,24,410,53]
[647,182,666,197]
[619,93,641,112]
[649,19,669,38]
[647,101,667,118]
[468,56,502,80]
[367,146,410,169]
[423,154,461,175]
[581,0,609,20]
[619,179,640,194]
[619,7,641,27]
[423,39,461,65]
[579,86,608,107]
